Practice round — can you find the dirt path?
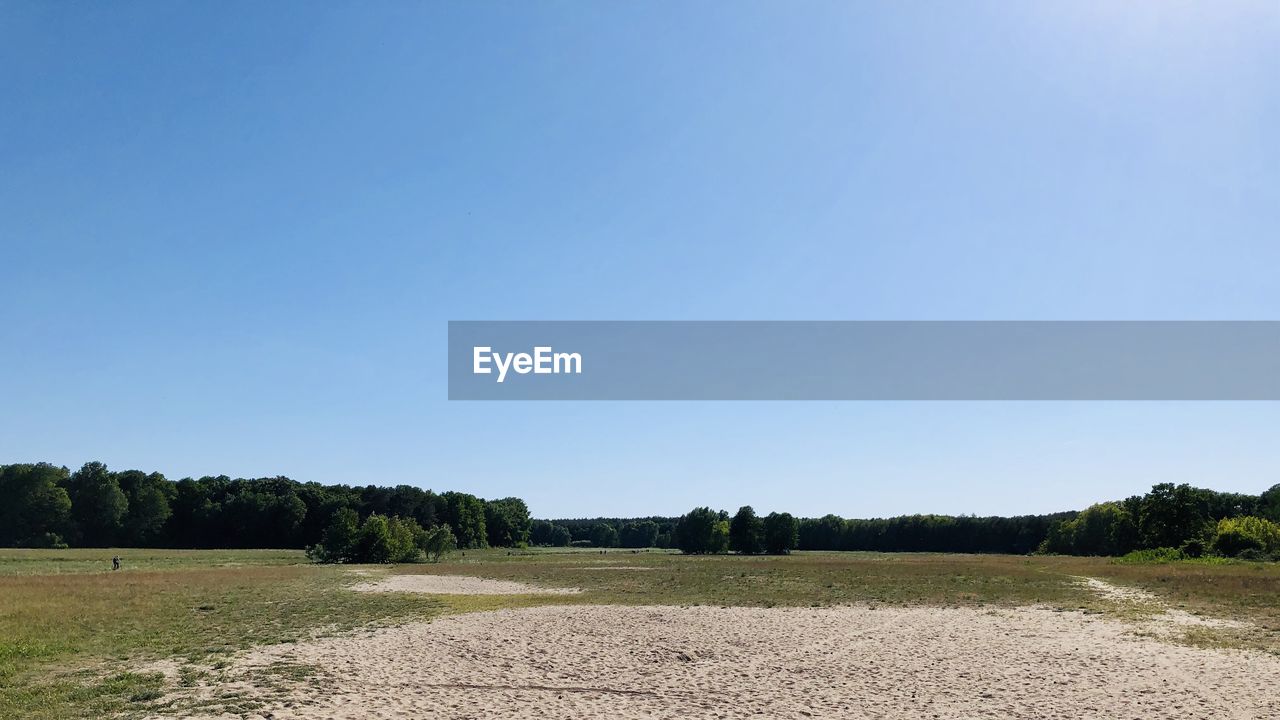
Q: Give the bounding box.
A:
[350,573,580,596]
[1071,575,1251,635]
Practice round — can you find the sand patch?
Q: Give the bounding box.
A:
[1074,575,1251,633]
[173,604,1280,719]
[351,573,580,596]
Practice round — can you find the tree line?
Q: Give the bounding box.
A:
[6,460,1277,560]
[1038,482,1280,560]
[537,483,1280,560]
[0,461,531,553]
[535,510,1059,554]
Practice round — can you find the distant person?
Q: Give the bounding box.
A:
[112,555,120,571]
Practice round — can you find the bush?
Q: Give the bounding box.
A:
[386,516,424,563]
[1179,538,1206,559]
[1236,548,1270,562]
[306,508,360,563]
[307,511,442,564]
[1211,516,1280,559]
[419,524,457,562]
[1114,547,1186,564]
[26,532,69,549]
[356,514,394,563]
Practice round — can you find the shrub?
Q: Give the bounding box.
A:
[1236,548,1270,562]
[26,532,69,549]
[1211,516,1280,559]
[356,514,394,563]
[1114,547,1186,564]
[386,516,424,563]
[306,508,360,563]
[1179,538,1206,559]
[419,524,457,562]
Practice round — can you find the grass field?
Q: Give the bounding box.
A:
[2,548,1277,719]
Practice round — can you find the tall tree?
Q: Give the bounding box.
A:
[0,463,71,546]
[619,520,659,548]
[116,470,174,546]
[729,506,764,554]
[65,462,128,546]
[1139,483,1209,549]
[590,523,619,548]
[675,507,729,554]
[763,512,799,554]
[441,491,488,549]
[1260,484,1280,523]
[484,497,532,547]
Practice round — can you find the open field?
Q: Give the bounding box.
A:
[2,548,1278,719]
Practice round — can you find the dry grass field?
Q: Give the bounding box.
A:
[2,548,1278,719]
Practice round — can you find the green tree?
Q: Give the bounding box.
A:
[441,492,488,549]
[675,507,729,554]
[590,523,619,548]
[0,463,72,546]
[307,507,360,562]
[116,470,173,546]
[386,516,423,563]
[65,462,128,546]
[484,497,532,547]
[356,514,394,563]
[1139,483,1208,550]
[763,512,799,554]
[1044,502,1138,556]
[711,519,730,553]
[798,514,846,551]
[1259,484,1280,523]
[729,506,764,554]
[619,520,659,548]
[1211,516,1280,558]
[420,524,458,562]
[549,524,572,547]
[221,478,307,548]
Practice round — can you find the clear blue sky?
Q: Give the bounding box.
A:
[2,2,1278,519]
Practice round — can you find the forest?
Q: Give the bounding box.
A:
[3,460,1278,561]
[0,461,531,552]
[543,483,1280,560]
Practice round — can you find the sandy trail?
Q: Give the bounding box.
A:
[1073,575,1251,634]
[179,603,1280,720]
[350,574,580,595]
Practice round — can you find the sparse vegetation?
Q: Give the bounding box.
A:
[3,546,1279,718]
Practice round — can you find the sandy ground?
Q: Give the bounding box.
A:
[350,574,580,595]
[176,595,1280,720]
[1071,576,1252,636]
